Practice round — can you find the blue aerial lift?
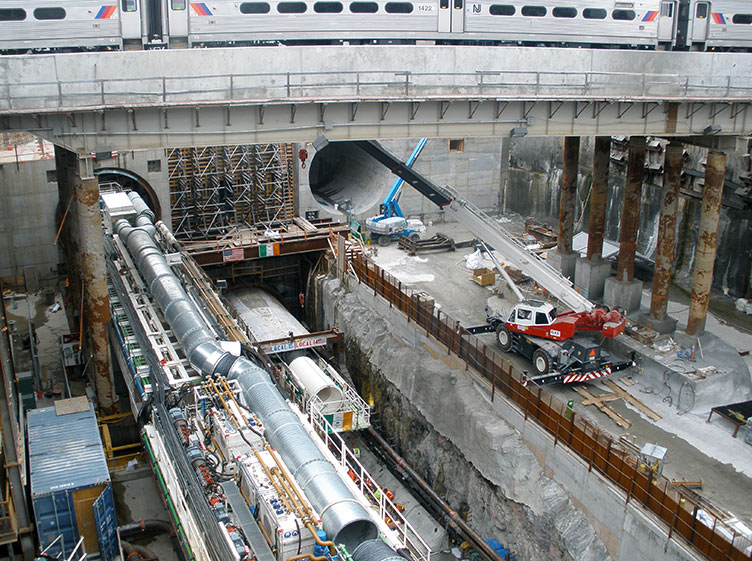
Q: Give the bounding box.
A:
[365,138,428,246]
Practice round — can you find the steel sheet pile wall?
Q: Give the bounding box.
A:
[27,403,116,559]
[349,250,750,561]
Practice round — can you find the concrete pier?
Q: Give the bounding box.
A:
[575,136,611,299]
[686,151,726,336]
[604,136,645,312]
[548,137,579,280]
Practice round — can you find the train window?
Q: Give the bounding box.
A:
[34,7,66,19]
[350,2,378,12]
[241,2,271,13]
[172,0,186,9]
[695,4,707,18]
[521,6,546,17]
[0,8,26,21]
[612,9,635,20]
[385,2,413,13]
[734,14,752,24]
[583,8,606,19]
[440,0,449,8]
[454,0,462,9]
[489,5,514,15]
[660,3,672,17]
[314,1,343,12]
[277,2,307,12]
[122,0,138,12]
[552,7,576,18]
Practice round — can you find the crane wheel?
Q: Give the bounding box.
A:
[532,348,551,375]
[377,235,391,247]
[408,232,420,242]
[496,324,513,352]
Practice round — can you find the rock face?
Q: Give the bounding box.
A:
[317,277,612,561]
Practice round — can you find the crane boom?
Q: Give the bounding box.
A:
[350,138,594,313]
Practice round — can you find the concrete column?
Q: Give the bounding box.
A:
[587,136,610,260]
[686,151,726,336]
[646,141,683,333]
[548,137,579,280]
[604,136,645,313]
[617,136,646,282]
[57,147,115,413]
[574,136,611,299]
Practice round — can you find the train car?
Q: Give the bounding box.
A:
[0,1,123,51]
[2,0,752,53]
[684,0,752,50]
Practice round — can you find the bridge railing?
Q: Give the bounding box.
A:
[4,68,752,113]
[348,250,752,561]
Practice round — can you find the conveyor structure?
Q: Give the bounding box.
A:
[101,192,429,561]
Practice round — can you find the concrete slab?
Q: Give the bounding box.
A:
[575,256,612,300]
[547,248,578,280]
[604,277,643,313]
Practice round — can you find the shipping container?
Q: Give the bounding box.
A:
[28,400,119,560]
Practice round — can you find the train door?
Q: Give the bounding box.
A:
[142,0,168,46]
[657,1,678,45]
[168,0,189,46]
[690,1,710,48]
[438,0,451,32]
[120,0,142,45]
[451,0,464,31]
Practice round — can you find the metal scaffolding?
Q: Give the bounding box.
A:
[168,144,295,239]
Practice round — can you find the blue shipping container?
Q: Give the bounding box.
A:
[28,402,116,559]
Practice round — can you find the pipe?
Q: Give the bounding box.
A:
[115,193,378,550]
[118,519,173,537]
[366,429,506,561]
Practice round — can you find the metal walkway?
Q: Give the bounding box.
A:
[2,46,752,151]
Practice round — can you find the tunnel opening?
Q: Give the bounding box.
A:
[308,141,394,216]
[95,167,162,221]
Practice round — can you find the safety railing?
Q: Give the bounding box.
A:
[4,68,752,113]
[349,251,752,561]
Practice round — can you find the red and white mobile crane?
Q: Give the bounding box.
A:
[322,137,637,385]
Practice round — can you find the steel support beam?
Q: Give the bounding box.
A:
[686,151,726,336]
[587,136,610,260]
[558,137,579,254]
[650,142,684,321]
[617,137,646,282]
[0,302,34,561]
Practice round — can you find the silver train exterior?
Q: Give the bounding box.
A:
[1,0,751,51]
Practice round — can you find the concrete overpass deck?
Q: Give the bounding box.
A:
[2,46,752,151]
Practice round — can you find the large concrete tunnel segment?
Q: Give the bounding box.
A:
[308,141,394,215]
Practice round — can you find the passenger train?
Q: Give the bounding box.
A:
[1,0,751,52]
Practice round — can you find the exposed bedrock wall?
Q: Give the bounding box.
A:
[314,275,702,561]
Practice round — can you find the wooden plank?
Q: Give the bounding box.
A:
[574,386,632,429]
[604,380,662,421]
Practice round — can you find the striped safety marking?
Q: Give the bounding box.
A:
[191,2,213,15]
[562,365,612,384]
[712,12,726,24]
[95,5,117,19]
[642,10,658,22]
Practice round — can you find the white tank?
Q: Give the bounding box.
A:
[288,356,343,414]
